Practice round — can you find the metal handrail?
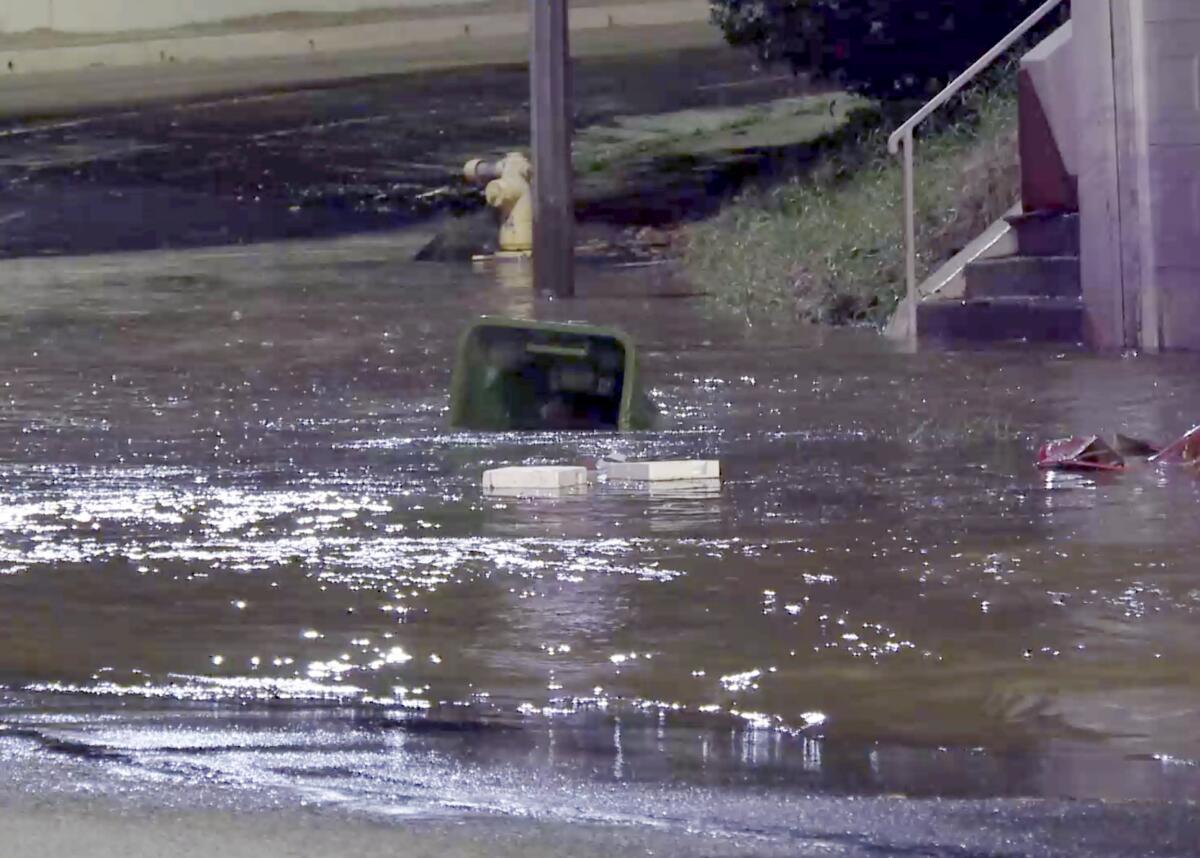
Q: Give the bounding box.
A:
[887,0,1066,336]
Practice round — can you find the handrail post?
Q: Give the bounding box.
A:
[903,128,917,340]
[884,0,1065,344]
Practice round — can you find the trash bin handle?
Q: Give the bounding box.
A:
[525,343,589,359]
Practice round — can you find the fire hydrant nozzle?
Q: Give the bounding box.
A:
[463,152,533,253]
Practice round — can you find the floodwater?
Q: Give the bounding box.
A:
[0,46,1197,851]
[1,233,1199,844]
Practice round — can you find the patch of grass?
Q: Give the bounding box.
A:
[681,77,1020,326]
[573,93,860,179]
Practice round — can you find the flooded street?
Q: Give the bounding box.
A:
[0,46,803,258]
[0,231,1199,854]
[0,43,1196,854]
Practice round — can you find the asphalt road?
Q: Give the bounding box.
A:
[2,790,1198,857]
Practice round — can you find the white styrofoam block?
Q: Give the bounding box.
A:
[599,460,721,482]
[483,486,587,499]
[483,466,589,491]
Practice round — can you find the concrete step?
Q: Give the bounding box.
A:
[917,296,1084,343]
[1006,211,1080,256]
[964,255,1080,299]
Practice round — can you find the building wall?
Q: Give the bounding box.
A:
[1136,0,1200,350]
[1075,0,1129,348]
[1075,0,1200,351]
[0,0,483,34]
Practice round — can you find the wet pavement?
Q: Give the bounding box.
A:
[0,46,804,259]
[0,232,1198,852]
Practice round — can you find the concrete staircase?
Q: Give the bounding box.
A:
[917,211,1082,343]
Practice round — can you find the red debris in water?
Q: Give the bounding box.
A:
[1151,425,1200,466]
[1036,436,1126,472]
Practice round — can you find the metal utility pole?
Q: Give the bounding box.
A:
[530,0,574,297]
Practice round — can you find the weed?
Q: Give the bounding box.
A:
[682,74,1020,326]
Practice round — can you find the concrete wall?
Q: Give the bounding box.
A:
[1136,0,1200,351]
[1076,0,1200,351]
[0,0,484,34]
[1019,22,1078,212]
[1074,0,1131,349]
[0,1,709,76]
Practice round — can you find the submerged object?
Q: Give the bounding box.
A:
[1114,433,1162,458]
[483,466,589,491]
[599,459,721,483]
[1151,425,1200,466]
[1037,426,1200,473]
[449,317,656,432]
[1036,436,1126,472]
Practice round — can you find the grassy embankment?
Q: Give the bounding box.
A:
[424,92,860,260]
[575,94,859,177]
[571,91,865,219]
[681,79,1020,326]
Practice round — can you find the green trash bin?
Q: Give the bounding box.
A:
[449,317,657,431]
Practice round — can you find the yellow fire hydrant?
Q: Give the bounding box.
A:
[463,152,533,254]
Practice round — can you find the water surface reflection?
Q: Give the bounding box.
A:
[1,237,1199,809]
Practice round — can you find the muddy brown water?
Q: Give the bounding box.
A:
[0,236,1199,826]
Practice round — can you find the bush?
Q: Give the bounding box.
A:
[710,0,1049,98]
